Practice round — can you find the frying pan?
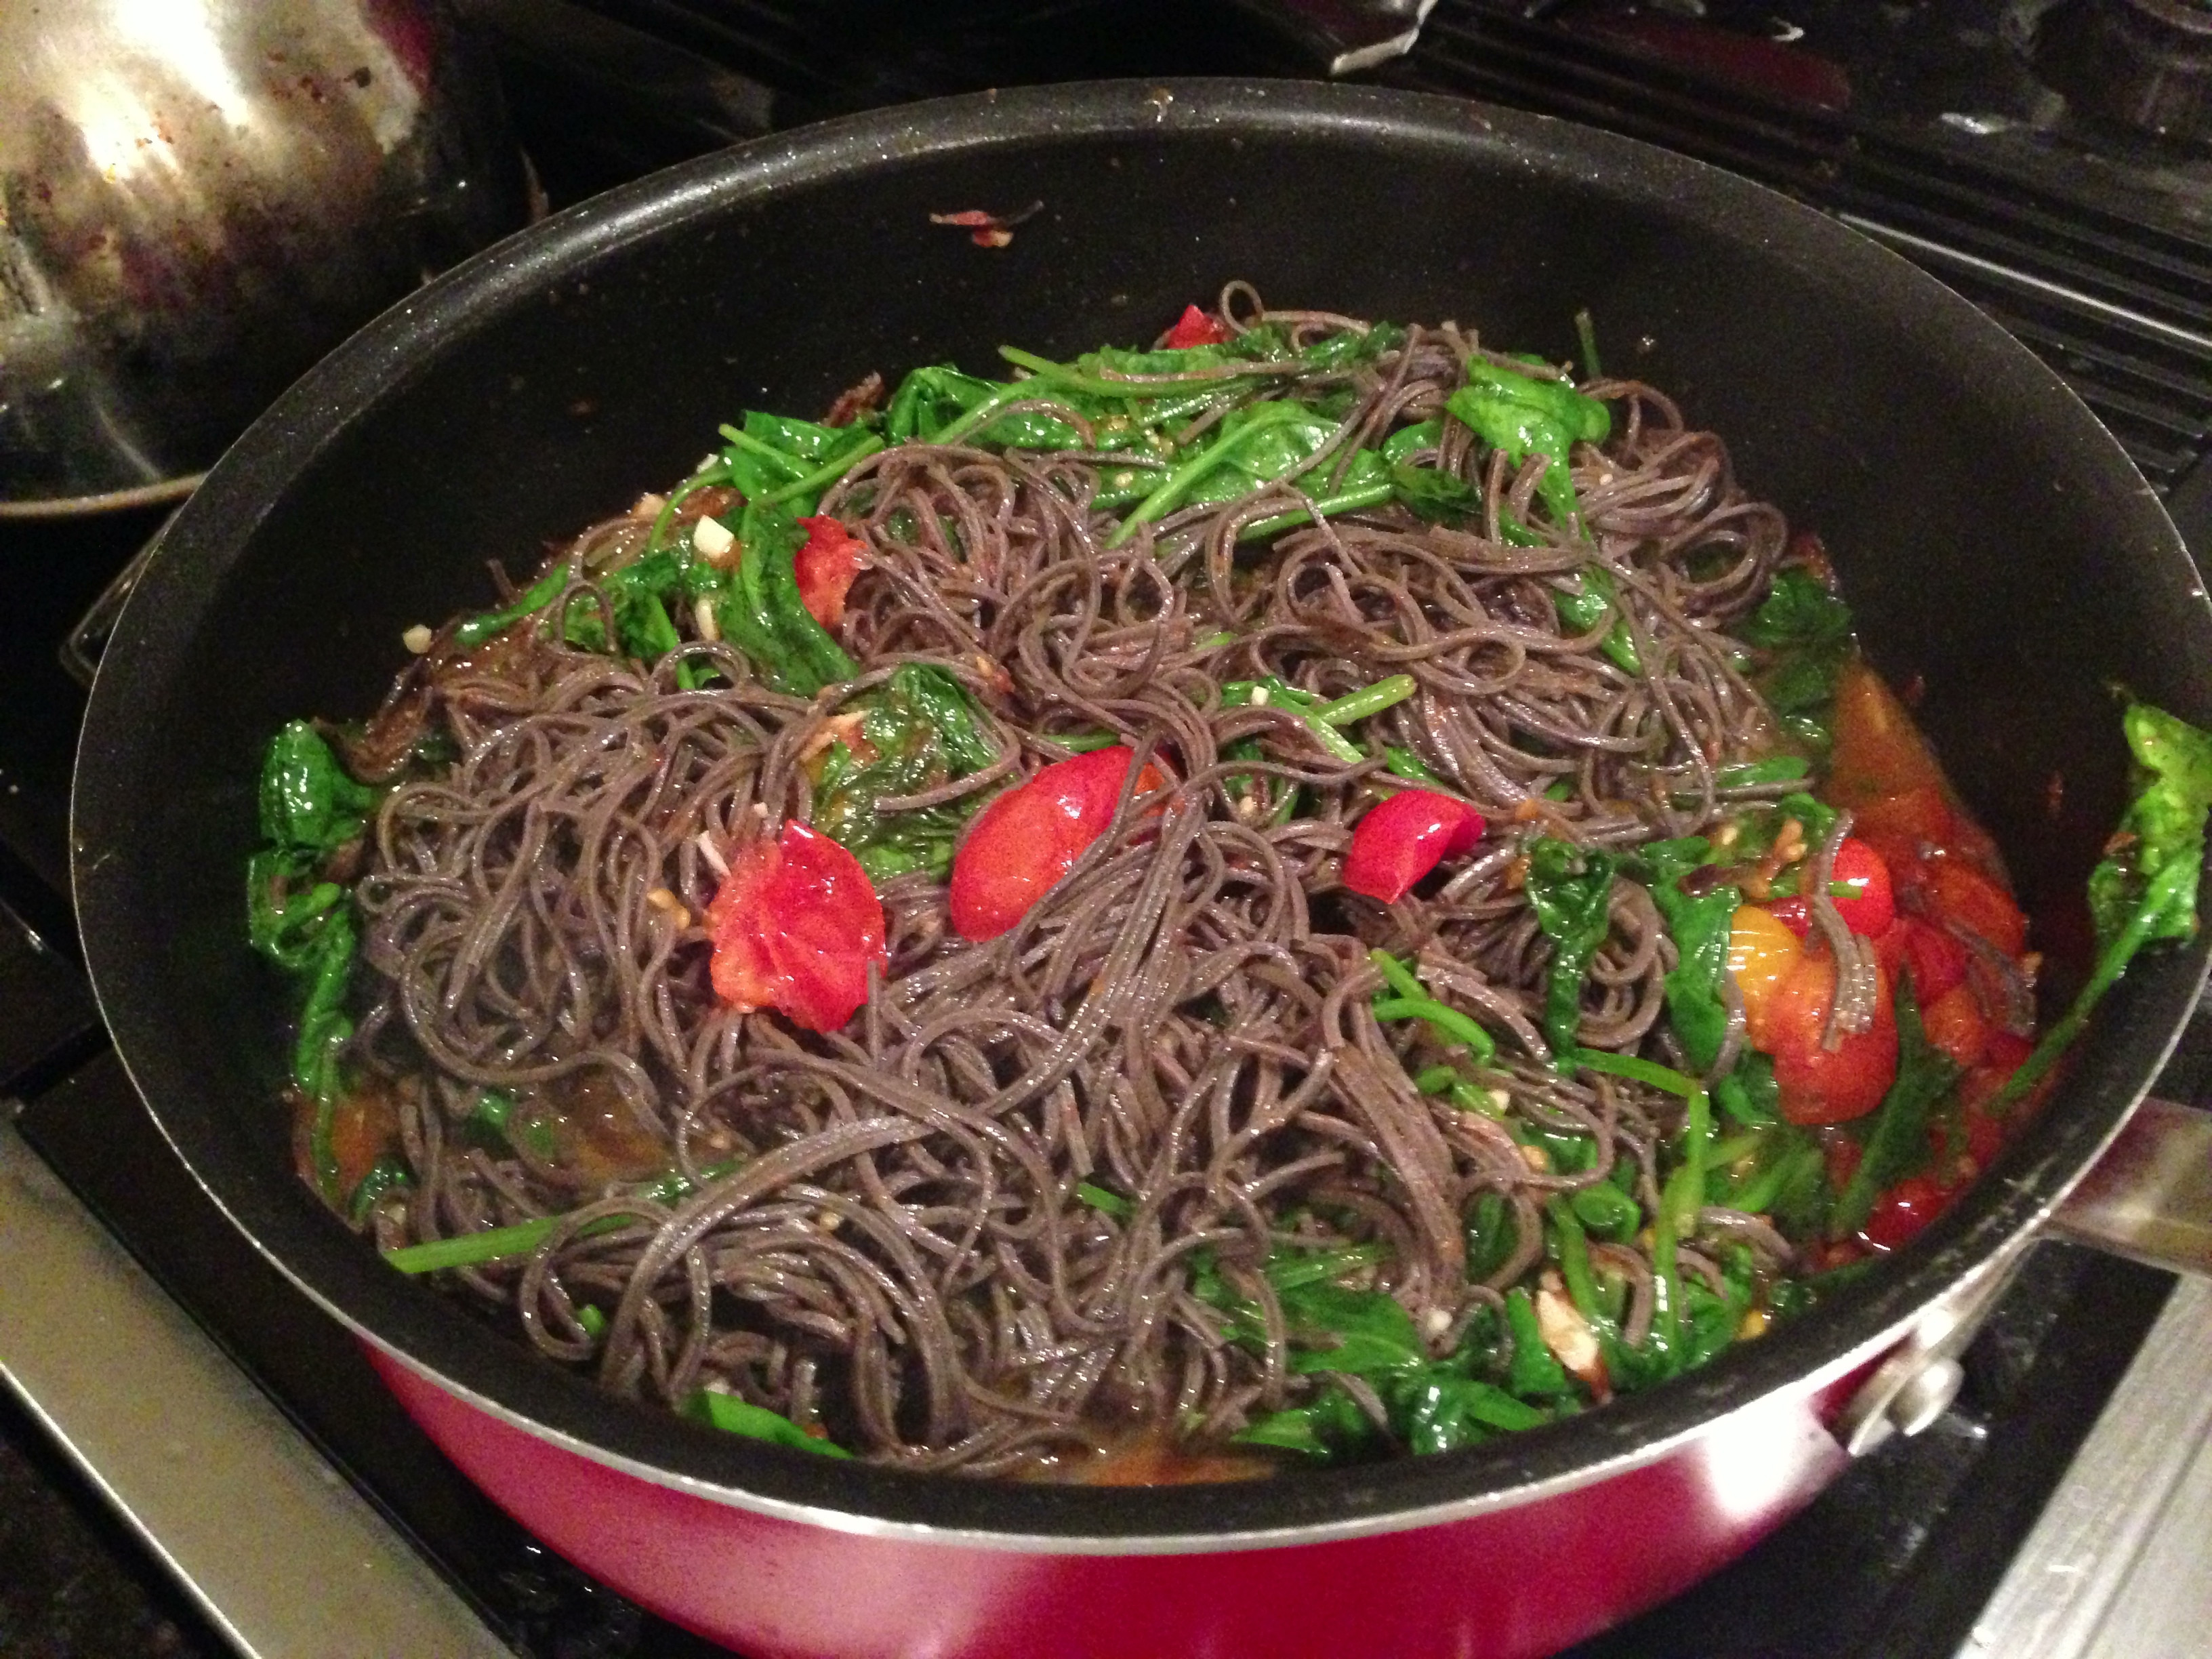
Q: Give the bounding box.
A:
[70,80,2212,1659]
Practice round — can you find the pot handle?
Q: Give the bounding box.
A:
[2048,1096,2212,1278]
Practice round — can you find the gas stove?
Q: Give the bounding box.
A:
[4,4,2212,1656]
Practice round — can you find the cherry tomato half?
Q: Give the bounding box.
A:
[1164,304,1233,349]
[708,821,886,1032]
[1340,789,1486,904]
[794,515,864,629]
[1862,1173,1956,1252]
[949,747,1166,941]
[1921,859,2028,958]
[1921,982,1992,1071]
[1729,904,1900,1126]
[1877,914,1971,1004]
[1765,836,1895,939]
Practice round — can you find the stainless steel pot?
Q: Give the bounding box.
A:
[0,0,529,515]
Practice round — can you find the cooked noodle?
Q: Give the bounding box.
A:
[323,291,1862,1474]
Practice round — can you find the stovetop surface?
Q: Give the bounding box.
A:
[7,2,2212,1655]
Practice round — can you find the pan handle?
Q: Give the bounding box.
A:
[2048,1096,2212,1278]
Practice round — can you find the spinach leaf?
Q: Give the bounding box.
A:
[1465,1190,1521,1280]
[718,410,880,517]
[1553,565,1641,673]
[1523,838,1621,1060]
[258,722,375,855]
[1390,460,1483,525]
[1382,418,1444,464]
[814,664,998,880]
[1640,852,1740,1075]
[710,499,858,695]
[248,724,377,1117]
[1741,569,1853,741]
[886,364,1094,451]
[1740,567,1853,657]
[1444,360,1610,525]
[2087,701,2212,951]
[559,548,690,661]
[1108,401,1342,547]
[1999,851,2201,1113]
[1713,1051,1782,1128]
[1399,1374,1550,1455]
[1714,1122,1825,1221]
[1504,1287,1574,1398]
[1235,1385,1378,1459]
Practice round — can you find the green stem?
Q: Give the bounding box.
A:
[385,1214,592,1273]
[1569,1047,1703,1099]
[1992,858,2196,1111]
[1313,674,1417,726]
[1235,480,1395,542]
[1384,746,1444,786]
[1107,403,1324,549]
[1545,1196,1604,1322]
[997,344,1288,400]
[1728,1141,1821,1219]
[762,433,885,506]
[1574,308,1602,382]
[1647,1087,1711,1362]
[647,463,731,554]
[454,564,569,649]
[384,1160,739,1273]
[1370,948,1498,1061]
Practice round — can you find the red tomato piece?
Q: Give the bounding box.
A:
[1765,836,1894,941]
[1766,951,1898,1126]
[1921,982,1991,1071]
[1340,789,1486,904]
[1850,787,1956,863]
[1829,838,1895,936]
[707,822,886,1032]
[1922,859,2028,958]
[949,747,1166,941]
[794,515,863,629]
[1961,1099,2005,1172]
[1885,914,1971,1004]
[1765,897,1812,939]
[1958,1030,2034,1115]
[1862,1173,1955,1252]
[1164,304,1233,349]
[1732,905,1897,1124]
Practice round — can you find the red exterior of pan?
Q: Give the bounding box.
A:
[370,1343,1863,1659]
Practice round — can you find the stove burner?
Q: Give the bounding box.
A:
[2035,0,2212,143]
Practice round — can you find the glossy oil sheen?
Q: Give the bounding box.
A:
[73,79,2212,1658]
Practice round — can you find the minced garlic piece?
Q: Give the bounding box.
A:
[691,515,736,562]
